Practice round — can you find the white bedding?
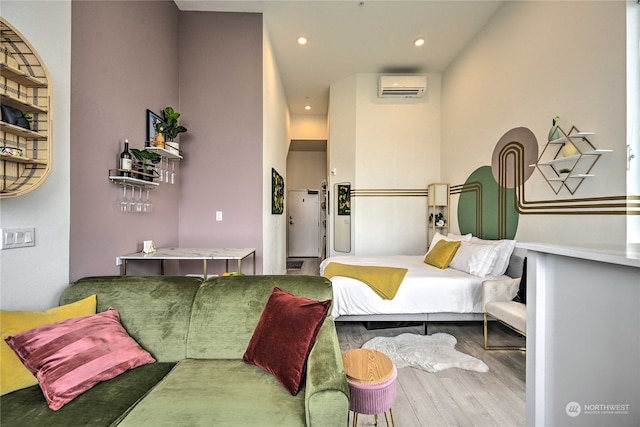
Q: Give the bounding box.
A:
[320,255,508,319]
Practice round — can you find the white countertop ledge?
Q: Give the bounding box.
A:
[517,242,640,268]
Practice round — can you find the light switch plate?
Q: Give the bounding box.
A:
[0,227,35,249]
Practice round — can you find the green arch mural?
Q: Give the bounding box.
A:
[458,166,519,239]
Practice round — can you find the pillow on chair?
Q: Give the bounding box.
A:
[512,258,527,304]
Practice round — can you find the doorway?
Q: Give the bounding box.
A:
[288,190,321,257]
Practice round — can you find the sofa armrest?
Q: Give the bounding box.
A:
[482,277,521,310]
[304,317,350,427]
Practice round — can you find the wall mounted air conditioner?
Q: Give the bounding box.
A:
[378,75,427,98]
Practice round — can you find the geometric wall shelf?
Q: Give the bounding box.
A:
[532,125,611,195]
[0,18,52,198]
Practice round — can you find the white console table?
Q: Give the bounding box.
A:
[118,247,256,279]
[520,243,640,427]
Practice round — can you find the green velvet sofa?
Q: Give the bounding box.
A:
[1,275,350,427]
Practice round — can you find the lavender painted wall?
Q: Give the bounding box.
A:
[70,1,180,281]
[177,12,264,275]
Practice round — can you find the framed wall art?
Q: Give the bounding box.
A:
[272,168,284,214]
[337,184,351,215]
[146,109,163,144]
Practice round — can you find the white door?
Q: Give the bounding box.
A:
[288,190,320,257]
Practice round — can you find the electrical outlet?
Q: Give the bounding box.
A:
[0,227,35,249]
[216,211,223,221]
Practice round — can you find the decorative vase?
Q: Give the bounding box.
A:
[166,141,180,156]
[154,132,165,149]
[561,142,578,157]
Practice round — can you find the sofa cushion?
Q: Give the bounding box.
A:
[0,362,175,427]
[5,308,155,410]
[485,301,527,334]
[243,287,331,395]
[187,275,333,359]
[59,276,202,361]
[117,359,307,427]
[1,295,97,396]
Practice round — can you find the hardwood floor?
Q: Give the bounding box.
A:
[285,257,322,275]
[337,321,525,427]
[288,257,526,427]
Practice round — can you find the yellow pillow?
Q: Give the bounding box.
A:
[1,295,97,395]
[424,240,461,269]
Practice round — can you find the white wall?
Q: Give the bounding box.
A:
[290,114,328,140]
[442,1,628,245]
[0,1,71,310]
[329,73,441,256]
[328,76,357,257]
[287,151,326,190]
[628,0,640,243]
[262,24,290,274]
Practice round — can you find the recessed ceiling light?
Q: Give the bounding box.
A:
[414,38,425,47]
[297,37,307,45]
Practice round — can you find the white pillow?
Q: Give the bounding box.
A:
[427,232,472,255]
[470,237,516,276]
[449,241,500,277]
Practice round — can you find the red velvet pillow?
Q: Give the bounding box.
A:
[4,308,155,410]
[243,287,331,395]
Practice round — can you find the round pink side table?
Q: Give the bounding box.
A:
[342,348,397,427]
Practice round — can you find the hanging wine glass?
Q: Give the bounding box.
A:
[157,157,164,182]
[143,189,153,213]
[136,187,144,213]
[128,185,137,212]
[119,184,130,213]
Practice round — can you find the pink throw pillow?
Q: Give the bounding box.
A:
[5,308,155,410]
[243,287,331,395]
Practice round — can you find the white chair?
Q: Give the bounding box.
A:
[482,277,526,351]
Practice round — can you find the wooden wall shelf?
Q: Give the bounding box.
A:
[1,18,52,198]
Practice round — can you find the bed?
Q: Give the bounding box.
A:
[320,234,523,323]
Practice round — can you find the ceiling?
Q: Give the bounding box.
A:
[174,0,504,116]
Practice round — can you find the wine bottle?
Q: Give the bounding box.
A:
[120,139,132,177]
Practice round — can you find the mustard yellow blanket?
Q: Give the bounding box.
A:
[322,262,408,300]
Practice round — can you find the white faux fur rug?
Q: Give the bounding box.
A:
[362,333,489,373]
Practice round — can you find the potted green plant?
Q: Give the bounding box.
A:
[558,168,571,180]
[131,148,161,181]
[429,212,444,225]
[156,106,187,155]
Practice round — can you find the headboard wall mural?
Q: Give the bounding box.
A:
[455,126,636,240]
[455,127,538,239]
[348,123,636,254]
